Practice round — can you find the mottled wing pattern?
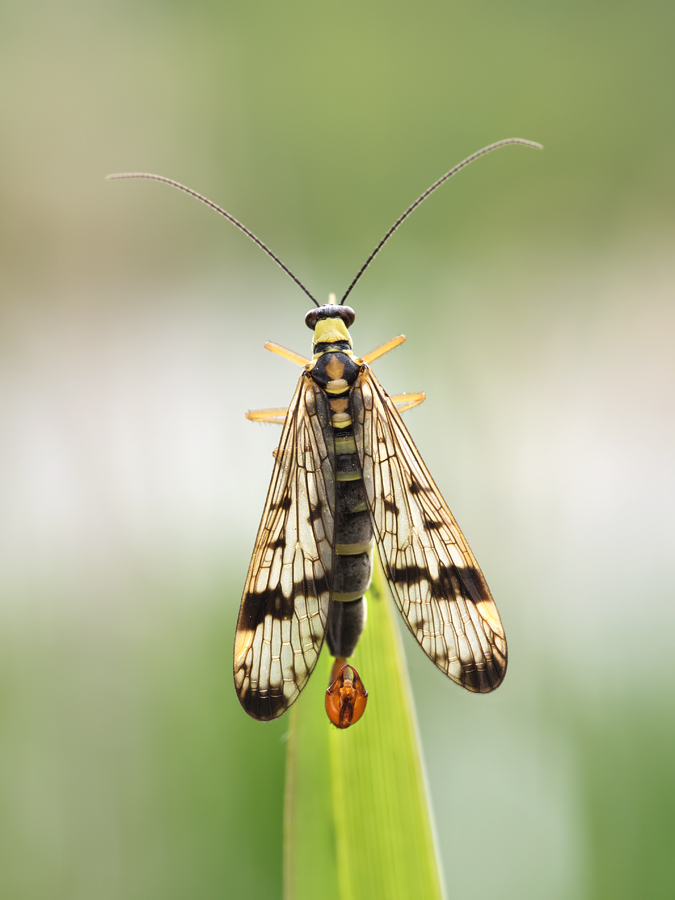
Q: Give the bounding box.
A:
[351,366,507,692]
[234,373,336,720]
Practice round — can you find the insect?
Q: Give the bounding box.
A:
[107,137,541,728]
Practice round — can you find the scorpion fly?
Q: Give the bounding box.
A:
[107,137,541,728]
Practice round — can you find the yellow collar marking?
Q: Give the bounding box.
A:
[312,317,353,350]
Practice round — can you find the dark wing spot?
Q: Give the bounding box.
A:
[309,504,324,524]
[383,498,399,516]
[391,564,431,585]
[240,587,295,623]
[313,573,331,597]
[458,565,492,603]
[239,688,288,721]
[281,496,293,511]
[422,515,442,531]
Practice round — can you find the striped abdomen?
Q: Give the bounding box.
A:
[311,349,373,658]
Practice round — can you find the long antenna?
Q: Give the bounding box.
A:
[340,138,543,304]
[105,172,320,307]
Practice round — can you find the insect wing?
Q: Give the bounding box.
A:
[351,367,507,692]
[234,374,336,720]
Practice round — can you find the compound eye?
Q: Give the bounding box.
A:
[305,309,319,329]
[338,306,355,327]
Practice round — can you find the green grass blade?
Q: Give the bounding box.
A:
[284,559,445,900]
[283,649,339,900]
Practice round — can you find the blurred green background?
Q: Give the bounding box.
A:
[1,1,674,898]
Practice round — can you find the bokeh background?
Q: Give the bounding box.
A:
[1,1,674,898]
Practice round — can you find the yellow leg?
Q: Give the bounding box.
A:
[245,407,287,424]
[264,341,310,366]
[361,334,406,364]
[390,392,425,413]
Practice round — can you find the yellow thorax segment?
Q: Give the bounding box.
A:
[312,316,353,355]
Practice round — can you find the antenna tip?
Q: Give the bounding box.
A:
[511,139,544,150]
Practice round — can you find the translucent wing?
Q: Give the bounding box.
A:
[351,366,507,692]
[234,373,336,720]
